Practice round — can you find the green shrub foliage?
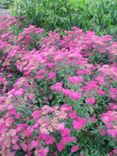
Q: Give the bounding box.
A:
[10,0,117,35]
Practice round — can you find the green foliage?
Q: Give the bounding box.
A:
[77,129,116,156]
[0,0,13,8]
[10,0,79,31]
[10,0,117,35]
[87,0,117,35]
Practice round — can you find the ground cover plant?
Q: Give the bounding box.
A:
[0,16,117,156]
[10,0,117,35]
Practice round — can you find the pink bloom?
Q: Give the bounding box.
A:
[12,136,18,144]
[15,112,22,119]
[14,88,24,96]
[101,111,117,138]
[56,123,65,130]
[31,140,38,147]
[8,73,13,78]
[96,76,105,84]
[107,129,117,138]
[25,126,34,137]
[86,97,96,105]
[85,81,98,91]
[71,92,81,101]
[108,103,117,111]
[5,117,14,126]
[47,62,55,68]
[36,75,44,80]
[51,82,63,92]
[33,122,39,129]
[16,124,26,132]
[57,141,65,152]
[20,143,28,152]
[7,105,14,110]
[38,69,46,75]
[8,109,16,115]
[10,152,16,156]
[62,89,81,101]
[32,110,41,120]
[62,136,76,144]
[60,128,71,137]
[38,147,48,156]
[85,69,91,75]
[69,110,77,119]
[68,76,83,84]
[76,70,85,75]
[73,117,87,130]
[71,145,79,153]
[28,94,35,100]
[113,149,117,154]
[47,72,56,80]
[10,129,17,137]
[13,144,19,150]
[97,89,105,95]
[0,97,4,103]
[61,103,73,111]
[109,88,117,99]
[39,134,54,145]
[45,135,55,145]
[61,89,71,96]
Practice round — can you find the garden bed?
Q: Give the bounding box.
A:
[0,16,117,156]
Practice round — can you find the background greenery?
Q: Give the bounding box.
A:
[9,0,117,36]
[0,0,13,8]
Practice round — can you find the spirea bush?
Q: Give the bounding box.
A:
[0,16,117,156]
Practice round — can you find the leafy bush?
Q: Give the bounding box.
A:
[0,16,117,156]
[10,0,79,31]
[87,0,117,36]
[0,0,12,8]
[10,0,117,35]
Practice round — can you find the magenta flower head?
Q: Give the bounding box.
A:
[86,97,96,105]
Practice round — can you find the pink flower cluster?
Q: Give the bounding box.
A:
[0,16,117,155]
[0,101,84,155]
[101,111,117,138]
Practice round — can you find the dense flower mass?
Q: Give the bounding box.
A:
[0,16,117,156]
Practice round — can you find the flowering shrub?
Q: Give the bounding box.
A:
[0,16,117,156]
